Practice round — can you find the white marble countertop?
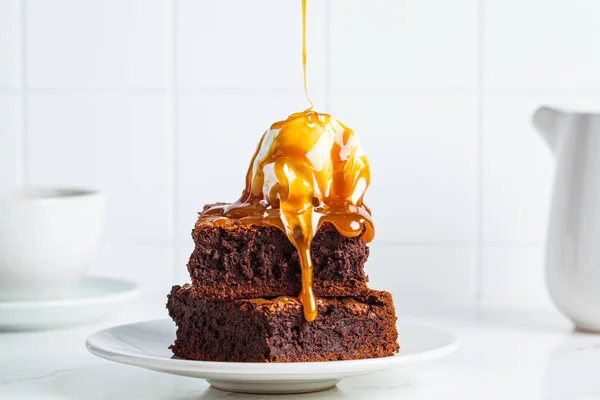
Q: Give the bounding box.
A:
[1,293,599,400]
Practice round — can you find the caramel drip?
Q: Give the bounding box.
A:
[301,0,313,111]
[199,111,374,321]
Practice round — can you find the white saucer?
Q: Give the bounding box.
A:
[0,276,139,330]
[86,318,459,394]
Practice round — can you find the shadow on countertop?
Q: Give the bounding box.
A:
[51,364,360,400]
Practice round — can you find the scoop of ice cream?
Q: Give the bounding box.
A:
[249,111,370,215]
[198,109,373,322]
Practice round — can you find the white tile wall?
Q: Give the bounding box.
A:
[2,0,597,305]
[26,0,170,89]
[481,245,552,309]
[90,243,172,293]
[177,0,326,91]
[366,243,475,297]
[482,95,554,243]
[27,93,171,244]
[0,95,20,188]
[0,0,21,88]
[330,93,478,243]
[174,243,194,285]
[329,0,478,90]
[484,0,600,91]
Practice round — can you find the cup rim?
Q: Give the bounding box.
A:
[0,186,103,202]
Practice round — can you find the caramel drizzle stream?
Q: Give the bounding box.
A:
[302,0,313,111]
[196,0,373,322]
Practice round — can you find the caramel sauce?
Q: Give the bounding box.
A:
[301,0,313,110]
[197,1,374,321]
[199,111,374,321]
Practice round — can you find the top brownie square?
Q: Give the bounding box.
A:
[187,221,370,300]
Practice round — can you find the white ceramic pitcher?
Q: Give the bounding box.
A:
[533,106,600,332]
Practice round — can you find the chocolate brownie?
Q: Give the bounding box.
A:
[167,284,399,362]
[188,222,370,300]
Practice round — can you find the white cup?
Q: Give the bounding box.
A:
[0,187,105,301]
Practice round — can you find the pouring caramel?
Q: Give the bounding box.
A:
[198,1,374,321]
[301,0,313,110]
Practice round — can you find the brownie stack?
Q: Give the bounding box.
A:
[167,219,399,362]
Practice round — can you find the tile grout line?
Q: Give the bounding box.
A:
[6,86,600,96]
[475,0,485,306]
[18,0,28,186]
[26,86,600,96]
[169,0,180,284]
[0,87,476,95]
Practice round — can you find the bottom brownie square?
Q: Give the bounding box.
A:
[166,284,399,362]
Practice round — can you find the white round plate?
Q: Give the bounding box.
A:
[86,318,458,394]
[0,276,139,330]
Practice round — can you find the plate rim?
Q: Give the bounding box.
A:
[85,318,460,376]
[0,276,140,310]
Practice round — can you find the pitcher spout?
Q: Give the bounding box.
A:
[533,106,564,153]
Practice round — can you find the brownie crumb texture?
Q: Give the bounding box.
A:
[188,222,371,300]
[167,285,399,363]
